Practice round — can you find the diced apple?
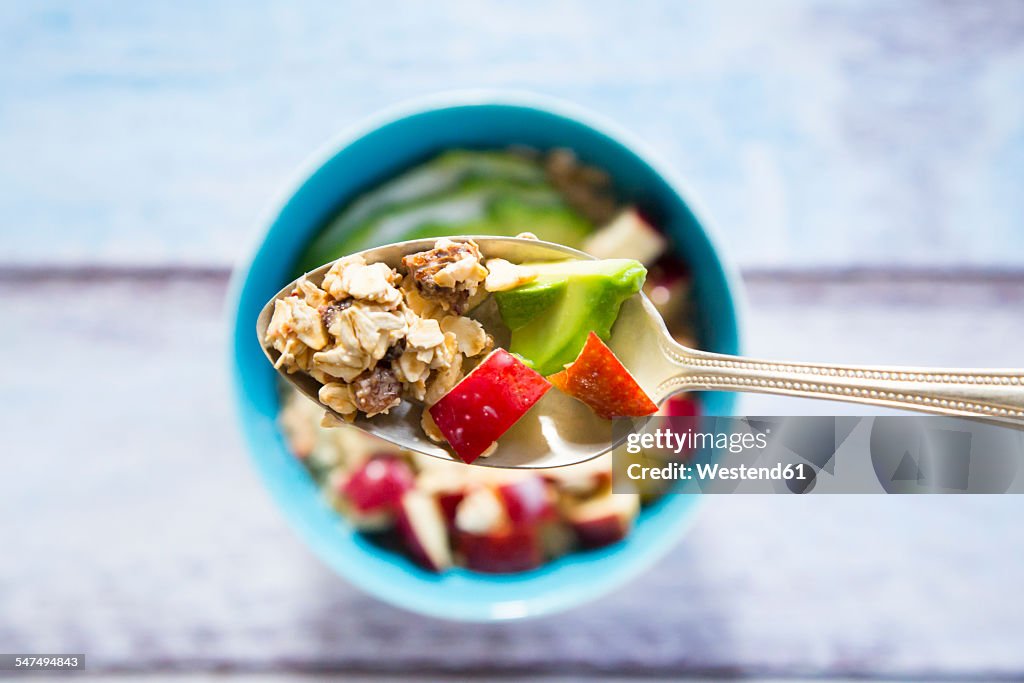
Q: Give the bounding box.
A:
[326,467,393,531]
[416,468,467,531]
[565,490,640,548]
[396,490,452,572]
[496,476,557,525]
[661,394,699,417]
[429,349,552,463]
[454,486,508,535]
[456,526,544,573]
[584,207,667,265]
[452,485,544,573]
[543,453,613,498]
[548,332,657,419]
[341,454,415,514]
[437,490,466,531]
[658,394,701,460]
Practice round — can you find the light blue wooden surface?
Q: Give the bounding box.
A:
[2,272,1023,677]
[1,1,1022,268]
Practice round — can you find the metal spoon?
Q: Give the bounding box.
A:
[257,236,1024,468]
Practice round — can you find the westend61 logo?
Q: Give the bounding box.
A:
[611,416,1024,494]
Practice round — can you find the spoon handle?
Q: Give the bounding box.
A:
[656,341,1024,427]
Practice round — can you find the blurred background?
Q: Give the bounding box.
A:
[2,1,1023,680]
[4,1,1024,269]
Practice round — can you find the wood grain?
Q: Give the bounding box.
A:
[1,272,1022,677]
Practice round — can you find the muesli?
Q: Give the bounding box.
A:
[264,236,657,463]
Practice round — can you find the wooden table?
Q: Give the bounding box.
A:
[2,269,1022,680]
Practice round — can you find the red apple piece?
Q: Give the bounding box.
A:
[327,467,395,532]
[417,469,467,531]
[565,490,640,548]
[452,485,542,573]
[661,394,699,417]
[428,349,552,464]
[496,476,557,525]
[456,526,544,573]
[341,455,415,514]
[437,490,466,531]
[548,332,657,419]
[454,486,508,534]
[396,490,452,572]
[659,394,701,459]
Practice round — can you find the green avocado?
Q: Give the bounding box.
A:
[297,150,546,271]
[494,277,567,331]
[493,259,647,376]
[294,150,594,274]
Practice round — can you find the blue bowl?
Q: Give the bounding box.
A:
[227,92,745,621]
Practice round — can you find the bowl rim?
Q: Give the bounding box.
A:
[225,89,748,621]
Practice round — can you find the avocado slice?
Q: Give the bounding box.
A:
[296,150,551,273]
[403,198,592,248]
[297,176,593,273]
[493,259,647,376]
[494,277,567,331]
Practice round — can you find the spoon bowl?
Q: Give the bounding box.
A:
[257,236,629,468]
[259,236,1024,470]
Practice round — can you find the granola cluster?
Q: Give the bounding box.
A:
[264,239,493,426]
[402,237,489,315]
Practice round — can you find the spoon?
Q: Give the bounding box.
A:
[257,236,1024,468]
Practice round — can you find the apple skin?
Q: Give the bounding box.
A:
[496,476,557,525]
[456,526,544,573]
[415,468,467,531]
[436,490,466,531]
[341,454,415,514]
[565,491,640,549]
[661,394,699,418]
[453,483,548,573]
[548,332,657,419]
[428,349,551,463]
[658,395,701,461]
[396,490,452,572]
